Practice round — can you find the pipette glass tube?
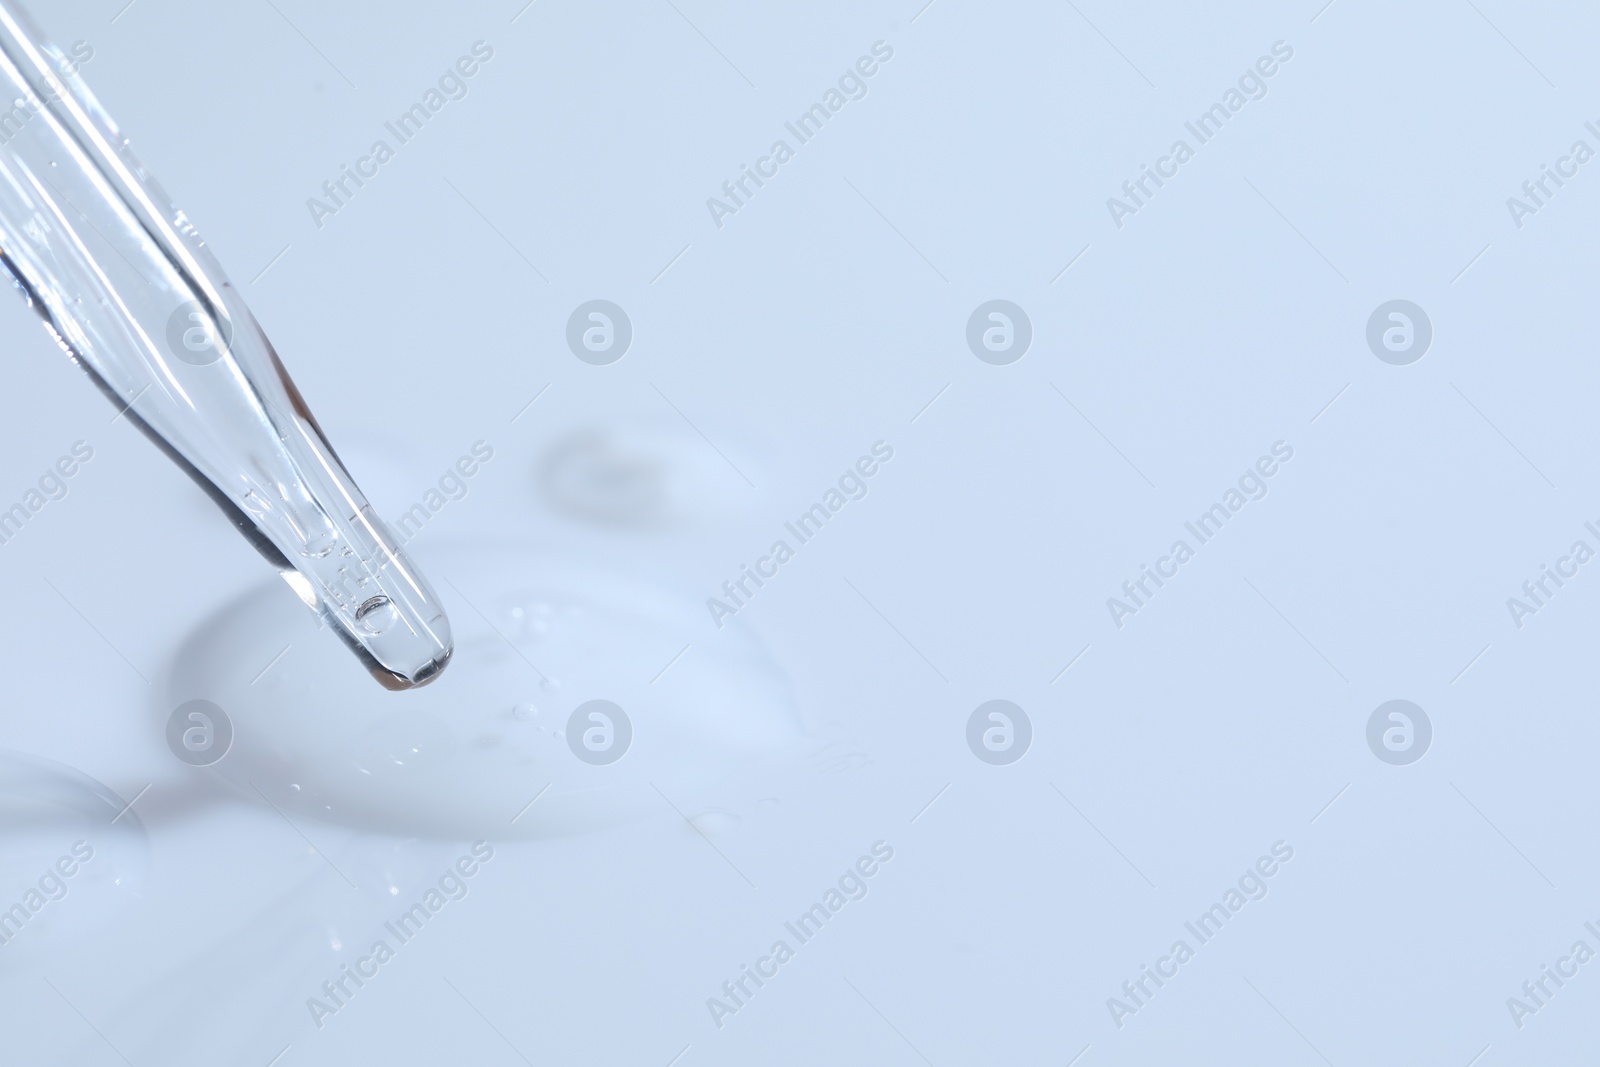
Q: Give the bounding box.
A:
[0,3,452,689]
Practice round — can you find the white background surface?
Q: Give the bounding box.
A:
[0,1,1597,1064]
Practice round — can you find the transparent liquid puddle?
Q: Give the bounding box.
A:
[0,2,451,688]
[166,545,805,838]
[0,750,149,958]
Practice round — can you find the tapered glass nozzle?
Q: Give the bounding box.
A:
[0,1,453,688]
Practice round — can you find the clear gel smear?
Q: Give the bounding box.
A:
[0,3,451,688]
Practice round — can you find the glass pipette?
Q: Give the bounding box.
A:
[0,2,453,689]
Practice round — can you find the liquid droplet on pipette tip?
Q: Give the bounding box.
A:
[367,643,452,692]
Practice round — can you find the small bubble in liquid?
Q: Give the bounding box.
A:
[512,703,538,721]
[302,529,338,558]
[355,595,398,634]
[540,677,561,692]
